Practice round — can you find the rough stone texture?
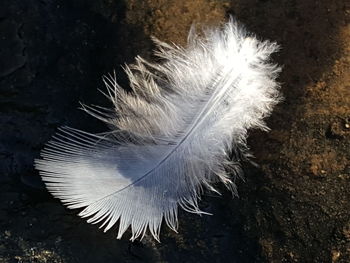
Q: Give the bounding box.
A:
[0,0,349,262]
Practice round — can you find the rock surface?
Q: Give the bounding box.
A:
[0,0,349,262]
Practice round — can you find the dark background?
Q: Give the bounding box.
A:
[0,0,349,262]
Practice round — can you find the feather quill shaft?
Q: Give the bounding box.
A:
[35,19,281,241]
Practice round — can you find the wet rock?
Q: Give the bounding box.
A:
[0,19,26,78]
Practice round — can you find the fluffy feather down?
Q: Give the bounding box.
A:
[35,19,281,241]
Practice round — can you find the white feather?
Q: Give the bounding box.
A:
[35,19,281,241]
